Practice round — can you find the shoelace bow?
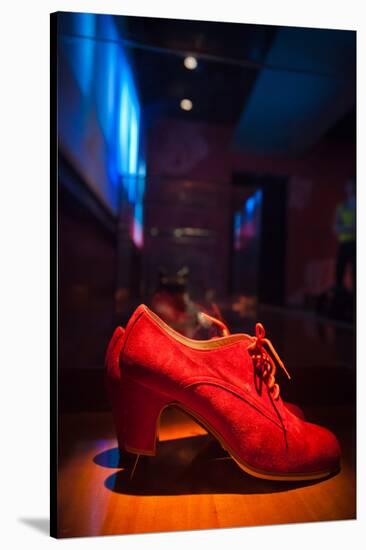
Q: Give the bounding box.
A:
[198,312,291,401]
[248,323,291,400]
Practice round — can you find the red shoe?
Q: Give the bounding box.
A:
[106,305,340,480]
[284,401,304,420]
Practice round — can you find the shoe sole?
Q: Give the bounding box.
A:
[125,402,337,482]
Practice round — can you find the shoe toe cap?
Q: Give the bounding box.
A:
[299,422,341,474]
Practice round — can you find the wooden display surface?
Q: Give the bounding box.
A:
[58,405,355,538]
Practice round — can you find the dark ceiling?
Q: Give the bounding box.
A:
[116,16,355,151]
[323,107,356,144]
[118,16,277,124]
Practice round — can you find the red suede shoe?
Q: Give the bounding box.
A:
[106,305,340,480]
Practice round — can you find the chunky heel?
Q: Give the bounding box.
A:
[104,327,170,458]
[117,376,172,456]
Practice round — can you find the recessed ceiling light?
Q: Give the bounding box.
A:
[180,98,193,111]
[184,56,198,70]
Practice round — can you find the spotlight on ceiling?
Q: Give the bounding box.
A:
[180,98,193,111]
[184,56,198,70]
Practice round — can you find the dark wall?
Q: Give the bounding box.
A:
[144,119,232,300]
[231,174,288,305]
[143,176,230,299]
[58,161,117,373]
[146,117,356,305]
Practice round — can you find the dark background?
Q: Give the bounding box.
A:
[55,12,356,412]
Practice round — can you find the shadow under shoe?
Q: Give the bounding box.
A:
[95,435,338,497]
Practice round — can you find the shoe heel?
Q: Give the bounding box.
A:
[118,376,171,456]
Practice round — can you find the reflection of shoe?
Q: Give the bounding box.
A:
[106,305,340,480]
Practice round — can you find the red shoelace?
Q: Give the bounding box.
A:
[198,312,291,401]
[248,323,291,400]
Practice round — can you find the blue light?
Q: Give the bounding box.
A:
[95,41,118,141]
[246,196,256,216]
[118,79,130,177]
[117,63,142,205]
[64,13,96,97]
[234,212,241,234]
[133,182,145,248]
[138,159,146,178]
[59,12,146,230]
[134,202,143,226]
[129,104,140,176]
